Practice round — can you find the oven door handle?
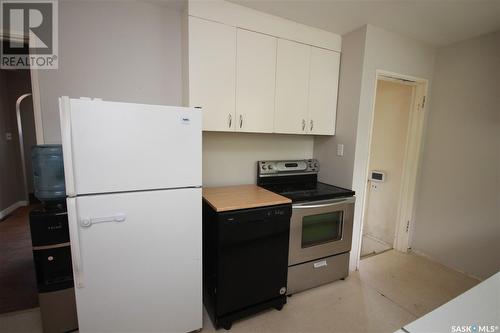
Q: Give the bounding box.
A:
[293,197,355,209]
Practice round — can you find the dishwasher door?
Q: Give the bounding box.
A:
[216,204,291,316]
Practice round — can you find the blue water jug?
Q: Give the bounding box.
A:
[32,145,66,201]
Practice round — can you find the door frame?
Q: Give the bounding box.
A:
[1,31,45,144]
[358,70,428,261]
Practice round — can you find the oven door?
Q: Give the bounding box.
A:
[289,197,355,266]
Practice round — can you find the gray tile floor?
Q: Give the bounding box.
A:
[0,250,479,333]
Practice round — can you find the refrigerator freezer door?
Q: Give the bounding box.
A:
[60,97,202,196]
[67,188,202,332]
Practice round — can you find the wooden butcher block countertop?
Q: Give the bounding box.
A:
[202,185,291,212]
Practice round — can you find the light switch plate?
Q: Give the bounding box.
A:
[337,144,344,156]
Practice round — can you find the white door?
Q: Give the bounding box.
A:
[274,39,310,134]
[307,47,340,135]
[235,29,277,133]
[189,16,236,131]
[60,97,202,196]
[67,188,202,333]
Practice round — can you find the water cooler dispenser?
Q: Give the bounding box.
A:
[29,145,78,333]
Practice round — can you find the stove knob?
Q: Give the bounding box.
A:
[262,165,267,170]
[268,164,274,170]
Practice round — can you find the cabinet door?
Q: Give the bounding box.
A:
[189,16,236,131]
[307,47,340,135]
[274,39,311,134]
[235,29,277,133]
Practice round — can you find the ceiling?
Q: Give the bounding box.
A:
[226,0,500,46]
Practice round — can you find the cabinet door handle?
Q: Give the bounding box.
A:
[239,115,243,128]
[302,119,306,131]
[228,114,232,128]
[310,119,314,131]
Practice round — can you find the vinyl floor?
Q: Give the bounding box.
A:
[0,205,38,314]
[0,247,479,332]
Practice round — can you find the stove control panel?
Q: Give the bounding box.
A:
[258,159,319,175]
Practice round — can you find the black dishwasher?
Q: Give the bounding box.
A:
[203,201,292,330]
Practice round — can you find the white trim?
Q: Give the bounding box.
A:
[30,68,45,144]
[0,30,25,42]
[353,70,428,270]
[376,70,427,84]
[378,75,417,86]
[0,33,45,144]
[351,77,381,270]
[16,93,33,201]
[393,80,428,252]
[0,201,28,220]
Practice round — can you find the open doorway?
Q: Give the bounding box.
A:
[360,73,427,259]
[0,44,40,313]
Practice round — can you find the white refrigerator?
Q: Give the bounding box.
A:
[59,97,202,333]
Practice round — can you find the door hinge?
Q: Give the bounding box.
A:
[406,220,410,233]
[421,96,426,109]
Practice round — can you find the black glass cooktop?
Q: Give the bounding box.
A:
[261,181,355,203]
[257,160,355,203]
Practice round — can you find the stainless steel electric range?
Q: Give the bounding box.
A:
[257,159,355,295]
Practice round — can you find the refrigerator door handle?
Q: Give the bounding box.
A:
[80,213,126,227]
[67,198,84,288]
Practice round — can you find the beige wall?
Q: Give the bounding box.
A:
[316,24,435,270]
[203,132,313,186]
[38,1,183,144]
[314,26,367,189]
[37,1,314,186]
[412,31,500,280]
[364,80,413,245]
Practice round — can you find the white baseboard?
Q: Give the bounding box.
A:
[410,248,483,281]
[0,200,28,220]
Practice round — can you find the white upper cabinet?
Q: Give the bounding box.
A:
[188,16,236,131]
[274,39,311,134]
[307,47,340,135]
[186,0,342,135]
[235,29,277,133]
